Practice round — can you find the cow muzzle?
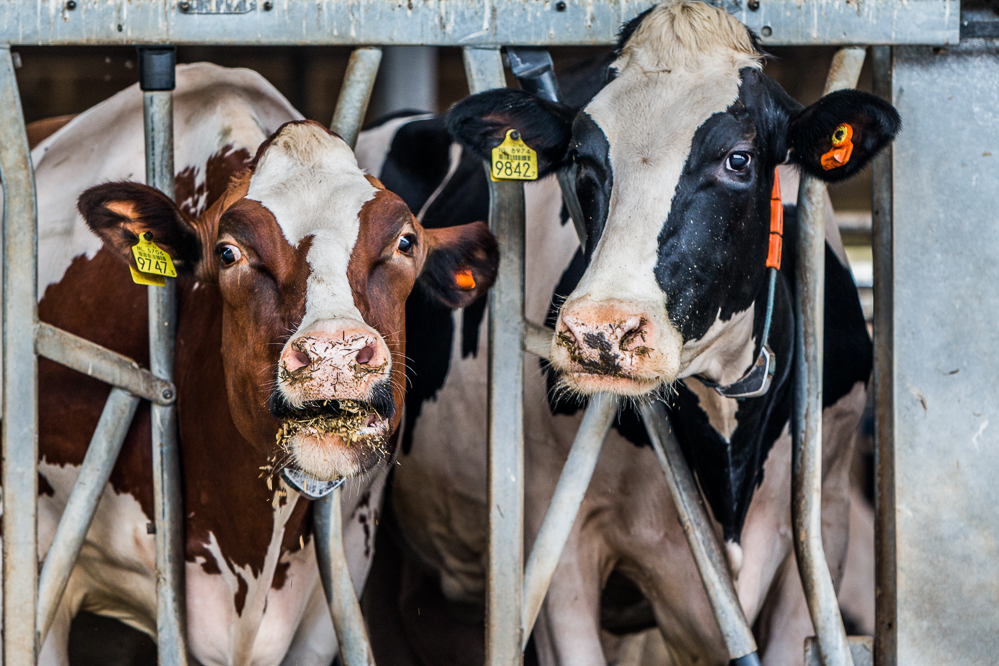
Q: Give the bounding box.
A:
[272,320,394,481]
[550,299,682,396]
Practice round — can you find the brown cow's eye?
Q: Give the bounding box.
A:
[726,152,752,172]
[397,234,416,255]
[219,244,242,267]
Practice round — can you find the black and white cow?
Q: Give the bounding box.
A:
[355,2,898,664]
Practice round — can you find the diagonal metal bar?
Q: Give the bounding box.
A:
[314,489,375,666]
[329,47,382,149]
[36,387,140,646]
[0,43,40,666]
[34,322,175,405]
[639,402,760,664]
[793,46,866,666]
[521,393,619,649]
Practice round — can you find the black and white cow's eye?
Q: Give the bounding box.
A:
[218,244,242,267]
[397,234,416,255]
[725,151,752,172]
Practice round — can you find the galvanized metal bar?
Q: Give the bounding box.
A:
[521,393,619,648]
[0,43,40,666]
[522,320,553,359]
[639,402,759,663]
[793,45,865,666]
[140,45,189,666]
[464,45,527,666]
[34,322,176,405]
[870,45,896,666]
[0,0,958,47]
[314,489,375,666]
[330,47,382,149]
[36,388,140,646]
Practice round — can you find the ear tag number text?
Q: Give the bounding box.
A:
[491,129,538,182]
[130,232,176,286]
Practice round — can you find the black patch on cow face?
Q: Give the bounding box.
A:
[569,113,613,260]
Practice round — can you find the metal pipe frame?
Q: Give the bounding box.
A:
[141,46,190,666]
[792,45,866,666]
[314,45,383,666]
[1,43,40,666]
[36,388,141,645]
[464,45,528,666]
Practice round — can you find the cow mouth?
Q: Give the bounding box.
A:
[559,370,663,397]
[276,399,389,445]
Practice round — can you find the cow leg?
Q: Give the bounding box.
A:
[532,528,606,666]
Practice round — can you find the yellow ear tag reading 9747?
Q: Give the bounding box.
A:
[490,129,538,182]
[130,232,176,287]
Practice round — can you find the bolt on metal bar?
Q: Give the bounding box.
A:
[36,387,140,645]
[140,45,189,666]
[792,45,866,666]
[314,489,375,666]
[521,393,619,648]
[639,402,760,663]
[870,44,897,666]
[34,322,176,405]
[330,47,382,149]
[0,44,40,666]
[464,45,527,666]
[313,43,381,666]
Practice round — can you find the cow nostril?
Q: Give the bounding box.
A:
[356,344,375,365]
[286,349,311,371]
[619,318,647,351]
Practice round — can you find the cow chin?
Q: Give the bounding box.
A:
[557,371,666,398]
[286,421,390,482]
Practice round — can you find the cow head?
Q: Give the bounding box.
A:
[448,1,898,397]
[79,120,498,483]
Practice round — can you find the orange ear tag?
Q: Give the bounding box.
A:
[766,168,783,270]
[454,268,476,291]
[820,123,854,171]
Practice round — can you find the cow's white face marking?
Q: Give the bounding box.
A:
[246,123,378,331]
[555,3,762,387]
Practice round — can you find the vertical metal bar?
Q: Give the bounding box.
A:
[870,44,896,666]
[330,47,383,149]
[521,394,619,647]
[639,402,760,664]
[139,45,188,666]
[0,44,40,666]
[314,489,375,666]
[793,45,865,666]
[314,43,381,666]
[463,45,526,666]
[36,388,140,645]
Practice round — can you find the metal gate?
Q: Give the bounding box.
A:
[0,2,960,666]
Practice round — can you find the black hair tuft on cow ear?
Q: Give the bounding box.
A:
[78,181,203,275]
[787,89,901,182]
[445,88,575,177]
[417,221,500,310]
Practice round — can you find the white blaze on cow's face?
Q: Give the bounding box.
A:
[551,2,763,396]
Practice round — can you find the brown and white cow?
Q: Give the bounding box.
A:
[7,63,497,666]
[356,2,896,664]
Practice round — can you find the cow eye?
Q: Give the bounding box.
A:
[218,244,242,267]
[397,234,416,255]
[726,152,752,172]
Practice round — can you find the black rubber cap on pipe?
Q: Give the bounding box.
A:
[137,46,176,91]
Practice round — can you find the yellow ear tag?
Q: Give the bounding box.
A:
[490,129,538,182]
[130,233,176,286]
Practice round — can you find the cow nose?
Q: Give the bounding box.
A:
[279,321,391,403]
[559,310,649,357]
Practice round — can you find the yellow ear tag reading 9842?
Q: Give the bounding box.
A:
[130,232,176,286]
[490,129,538,182]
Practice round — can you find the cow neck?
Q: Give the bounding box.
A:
[695,167,783,400]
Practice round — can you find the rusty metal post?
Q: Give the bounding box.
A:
[794,46,866,666]
[0,43,40,666]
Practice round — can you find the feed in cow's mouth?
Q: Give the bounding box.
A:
[275,399,385,447]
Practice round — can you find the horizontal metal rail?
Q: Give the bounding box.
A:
[35,322,176,405]
[36,387,140,646]
[0,0,957,46]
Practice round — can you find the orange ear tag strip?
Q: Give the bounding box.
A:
[454,268,476,290]
[820,123,854,171]
[766,168,784,270]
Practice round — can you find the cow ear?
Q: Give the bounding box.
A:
[445,88,575,177]
[78,182,203,275]
[787,89,900,182]
[417,221,499,309]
